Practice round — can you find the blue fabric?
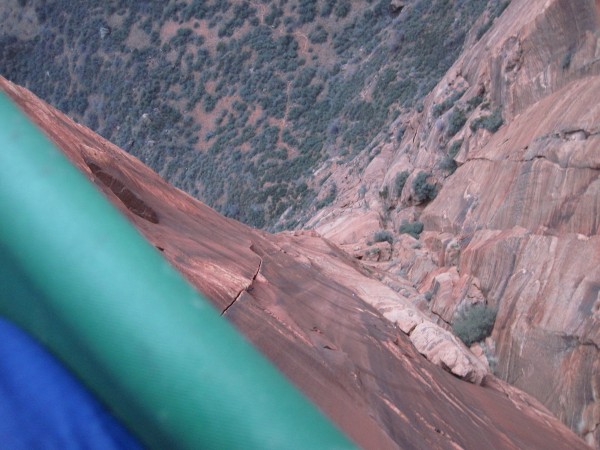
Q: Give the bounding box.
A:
[0,317,144,450]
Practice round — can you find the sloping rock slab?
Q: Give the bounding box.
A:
[410,322,489,385]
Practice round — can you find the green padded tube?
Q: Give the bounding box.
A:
[0,92,357,450]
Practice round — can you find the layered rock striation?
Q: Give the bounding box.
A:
[307,0,600,445]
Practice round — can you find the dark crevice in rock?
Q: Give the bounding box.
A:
[428,307,452,328]
[536,127,600,142]
[86,161,159,224]
[221,244,263,316]
[526,154,600,171]
[463,156,499,164]
[574,336,600,352]
[555,333,600,353]
[465,153,600,171]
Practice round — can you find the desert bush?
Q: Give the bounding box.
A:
[379,185,389,200]
[321,0,336,17]
[316,183,337,209]
[358,184,367,198]
[476,20,493,41]
[388,30,405,52]
[448,139,463,158]
[447,107,467,137]
[453,304,497,346]
[412,172,437,203]
[470,109,503,133]
[432,89,465,118]
[373,229,394,244]
[466,95,484,109]
[309,25,328,44]
[396,126,405,141]
[399,220,424,239]
[439,156,457,174]
[297,0,318,24]
[394,170,409,197]
[334,0,352,18]
[561,49,572,70]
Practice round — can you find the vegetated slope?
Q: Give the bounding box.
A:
[0,0,502,230]
[1,74,590,450]
[306,0,600,446]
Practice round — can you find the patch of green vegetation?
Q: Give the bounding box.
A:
[476,1,510,41]
[308,25,328,44]
[412,172,437,203]
[453,304,497,346]
[448,139,463,158]
[399,220,424,239]
[0,0,497,230]
[476,19,493,41]
[316,183,337,209]
[447,108,467,137]
[439,156,457,174]
[334,0,351,18]
[561,49,573,70]
[379,185,389,200]
[466,95,484,110]
[470,109,503,133]
[439,139,462,175]
[373,229,393,244]
[432,89,465,118]
[394,170,409,197]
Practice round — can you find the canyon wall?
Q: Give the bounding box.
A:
[308,0,600,445]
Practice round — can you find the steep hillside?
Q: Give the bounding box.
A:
[1,0,503,229]
[1,74,590,450]
[309,0,600,446]
[3,0,598,446]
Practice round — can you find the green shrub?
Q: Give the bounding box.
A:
[476,20,493,41]
[396,126,405,141]
[297,0,318,24]
[399,220,424,239]
[561,50,572,70]
[320,0,336,17]
[316,183,337,209]
[358,184,367,198]
[308,26,328,44]
[466,95,484,109]
[439,156,457,174]
[494,1,511,16]
[453,304,497,346]
[373,229,393,244]
[412,172,437,203]
[447,139,463,158]
[432,89,465,118]
[441,139,462,174]
[470,109,503,133]
[379,185,389,200]
[447,107,466,137]
[394,170,409,197]
[334,0,351,18]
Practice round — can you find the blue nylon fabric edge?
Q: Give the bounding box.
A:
[0,317,144,450]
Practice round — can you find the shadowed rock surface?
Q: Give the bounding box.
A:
[1,76,590,449]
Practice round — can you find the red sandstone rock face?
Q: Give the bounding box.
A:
[1,76,590,448]
[306,0,600,446]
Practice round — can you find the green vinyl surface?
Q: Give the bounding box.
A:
[0,92,357,450]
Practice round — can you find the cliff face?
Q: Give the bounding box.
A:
[0,76,590,448]
[308,0,600,445]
